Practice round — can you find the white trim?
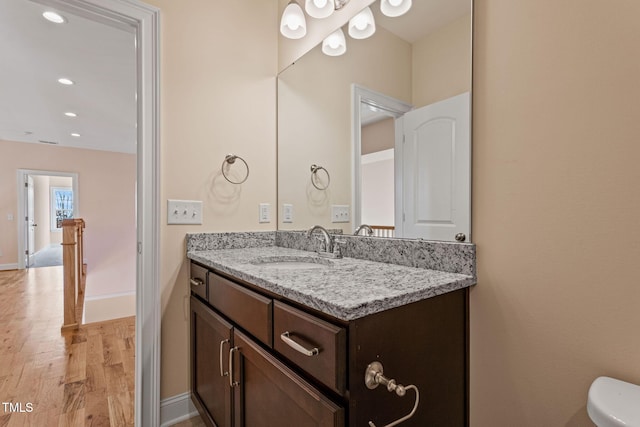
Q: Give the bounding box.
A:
[16,170,79,270]
[0,264,19,271]
[159,392,198,427]
[30,1,162,425]
[84,290,137,301]
[351,84,412,233]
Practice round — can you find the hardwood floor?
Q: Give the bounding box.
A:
[0,267,135,427]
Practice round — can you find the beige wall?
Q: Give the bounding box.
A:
[142,0,278,399]
[362,117,394,155]
[471,1,640,425]
[412,12,471,107]
[140,1,640,423]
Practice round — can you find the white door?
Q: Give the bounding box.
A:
[397,92,470,241]
[25,175,36,267]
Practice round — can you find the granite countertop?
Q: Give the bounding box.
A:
[187,246,476,321]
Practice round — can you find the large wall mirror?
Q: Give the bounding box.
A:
[277,0,472,242]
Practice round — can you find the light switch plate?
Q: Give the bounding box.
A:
[259,203,271,223]
[167,199,203,225]
[283,204,293,223]
[331,205,350,223]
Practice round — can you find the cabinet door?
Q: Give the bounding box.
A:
[191,296,233,427]
[231,330,344,427]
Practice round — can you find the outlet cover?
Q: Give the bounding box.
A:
[283,204,293,223]
[167,199,203,225]
[331,205,350,223]
[259,203,271,223]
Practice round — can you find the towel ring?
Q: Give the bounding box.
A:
[310,164,330,190]
[222,154,249,184]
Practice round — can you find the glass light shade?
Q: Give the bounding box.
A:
[280,1,307,39]
[322,28,346,56]
[380,0,412,17]
[348,7,375,39]
[305,0,334,19]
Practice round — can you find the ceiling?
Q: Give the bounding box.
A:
[372,0,470,43]
[0,0,136,154]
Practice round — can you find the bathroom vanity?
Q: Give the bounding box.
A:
[187,232,476,427]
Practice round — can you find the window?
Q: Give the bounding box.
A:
[51,187,74,231]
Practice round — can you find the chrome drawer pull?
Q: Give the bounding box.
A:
[229,347,239,387]
[190,278,204,287]
[280,332,319,357]
[219,339,229,377]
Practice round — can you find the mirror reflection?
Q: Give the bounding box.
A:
[278,0,472,242]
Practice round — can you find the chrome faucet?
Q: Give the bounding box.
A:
[354,224,374,236]
[306,225,334,254]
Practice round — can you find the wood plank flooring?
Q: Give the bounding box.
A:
[0,267,135,427]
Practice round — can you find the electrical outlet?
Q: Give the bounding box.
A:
[259,203,271,223]
[167,200,203,225]
[331,205,350,223]
[283,204,293,223]
[7,213,13,221]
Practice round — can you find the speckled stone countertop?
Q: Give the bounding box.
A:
[187,246,475,321]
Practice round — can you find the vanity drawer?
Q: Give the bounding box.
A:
[273,301,346,395]
[190,263,208,300]
[208,272,273,346]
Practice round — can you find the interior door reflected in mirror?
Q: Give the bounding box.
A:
[277,0,472,242]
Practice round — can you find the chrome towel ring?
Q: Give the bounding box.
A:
[222,154,249,184]
[310,164,330,190]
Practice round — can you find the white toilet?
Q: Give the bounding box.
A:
[588,376,640,427]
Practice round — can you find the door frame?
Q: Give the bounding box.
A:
[351,84,412,231]
[17,169,80,269]
[28,0,161,424]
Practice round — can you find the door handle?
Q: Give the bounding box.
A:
[229,346,239,387]
[280,332,319,356]
[219,339,229,377]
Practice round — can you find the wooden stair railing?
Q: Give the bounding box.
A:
[371,225,395,238]
[61,218,86,332]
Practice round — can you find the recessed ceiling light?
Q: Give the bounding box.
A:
[58,78,74,85]
[43,11,66,24]
[71,133,81,137]
[64,112,77,117]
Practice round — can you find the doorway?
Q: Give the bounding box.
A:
[17,169,79,269]
[12,0,160,424]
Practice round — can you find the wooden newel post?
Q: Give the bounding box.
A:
[61,219,78,331]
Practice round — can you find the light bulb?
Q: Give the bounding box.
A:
[380,0,412,18]
[322,28,346,56]
[348,7,375,39]
[281,1,307,39]
[306,0,334,19]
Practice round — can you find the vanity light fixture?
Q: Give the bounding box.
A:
[380,0,412,17]
[70,133,80,137]
[280,1,307,39]
[348,6,375,39]
[42,11,66,24]
[58,77,74,85]
[322,28,346,56]
[64,112,77,117]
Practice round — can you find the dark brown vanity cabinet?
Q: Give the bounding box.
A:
[190,296,233,427]
[190,262,468,427]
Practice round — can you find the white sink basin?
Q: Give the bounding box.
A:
[251,256,334,270]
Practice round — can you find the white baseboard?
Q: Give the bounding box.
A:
[0,263,18,271]
[160,392,198,427]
